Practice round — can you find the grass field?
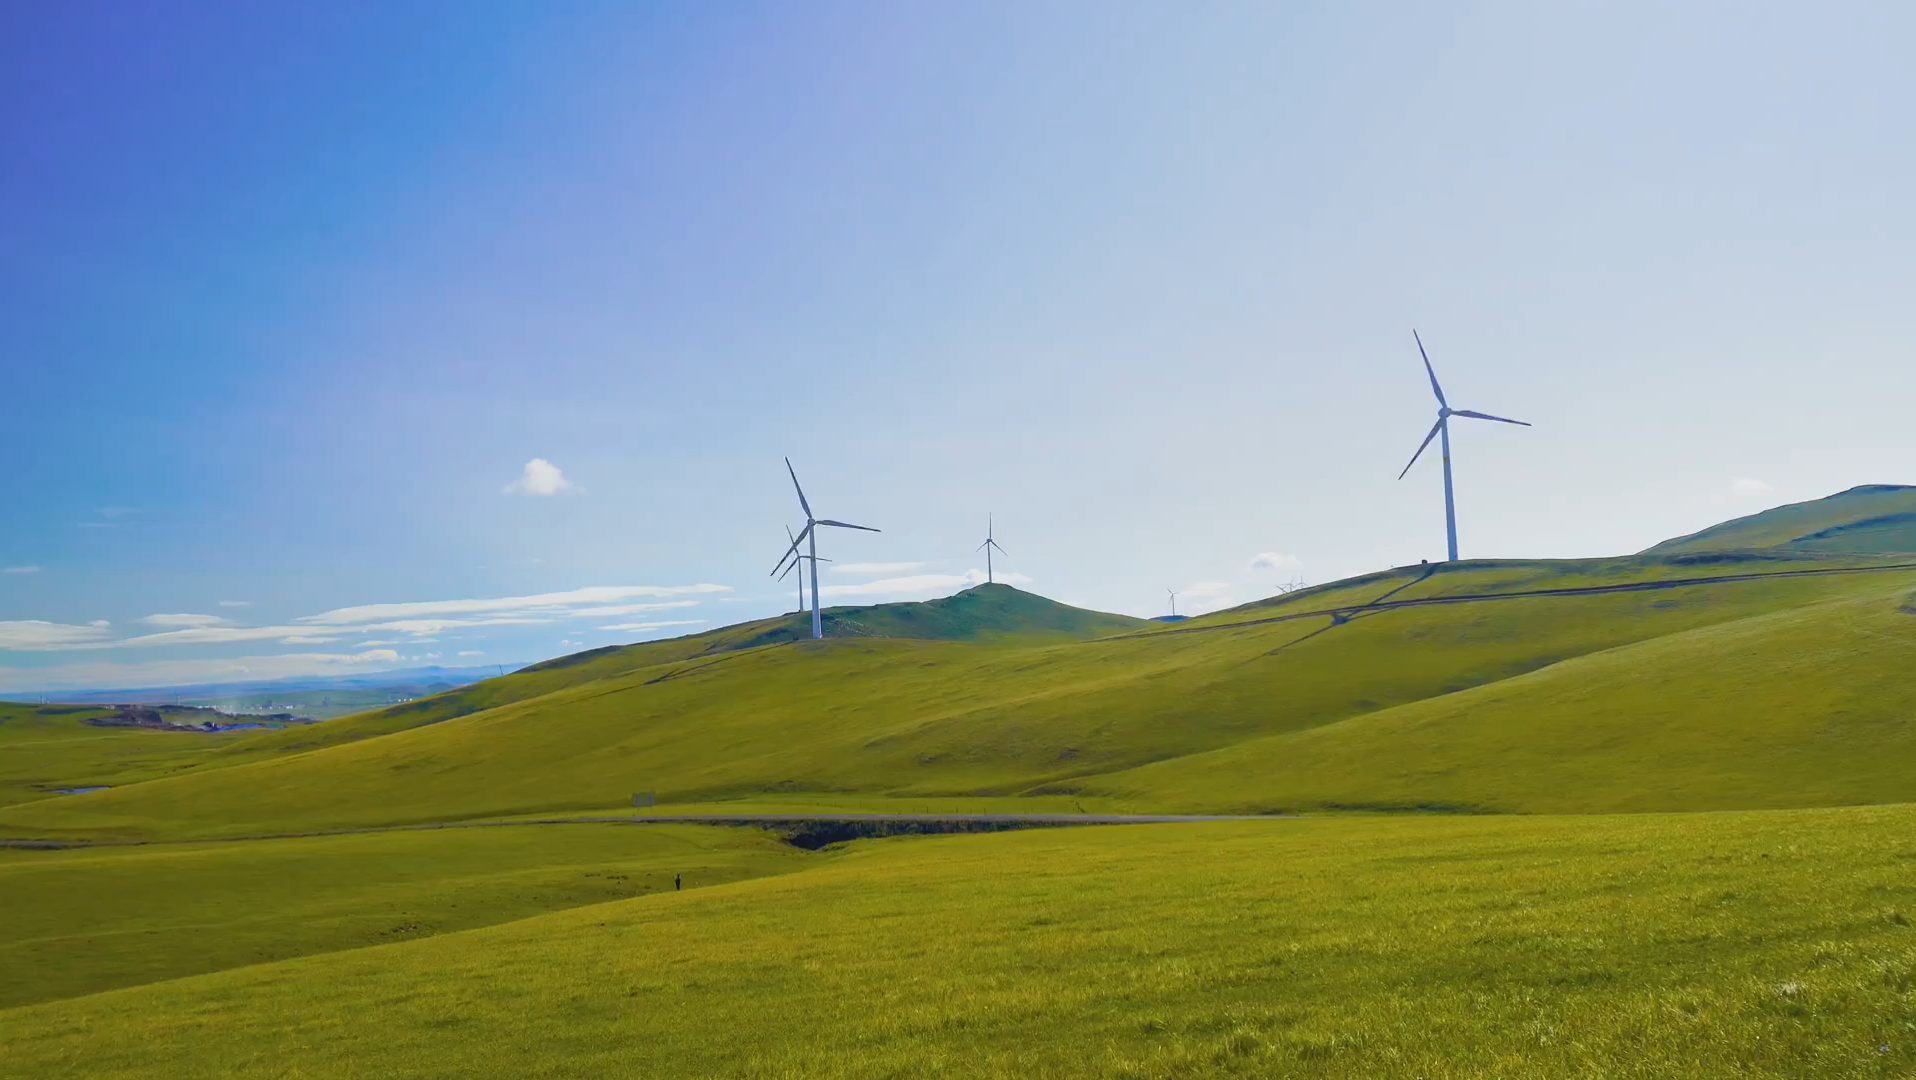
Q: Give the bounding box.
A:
[6,556,1914,842]
[1648,483,1916,555]
[0,823,815,1010]
[7,806,1916,1078]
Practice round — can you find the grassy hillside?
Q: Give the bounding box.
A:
[1649,483,1916,554]
[0,823,815,1010]
[8,557,1916,840]
[0,703,250,809]
[1086,578,1916,813]
[7,807,1916,1078]
[191,584,1148,770]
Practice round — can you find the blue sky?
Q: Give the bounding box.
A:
[3,2,1913,691]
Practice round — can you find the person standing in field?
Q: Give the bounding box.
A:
[674,873,681,891]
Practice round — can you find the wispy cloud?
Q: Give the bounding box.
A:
[218,600,251,608]
[279,635,339,645]
[1173,582,1237,617]
[0,649,403,693]
[1730,476,1773,496]
[3,566,40,575]
[1248,552,1302,571]
[829,561,926,576]
[141,613,228,629]
[0,621,116,649]
[300,585,725,627]
[598,619,707,633]
[457,650,485,657]
[503,458,575,496]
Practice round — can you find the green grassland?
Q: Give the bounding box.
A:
[1649,483,1916,555]
[8,807,1916,1078]
[0,823,814,1010]
[0,703,251,809]
[5,557,1916,842]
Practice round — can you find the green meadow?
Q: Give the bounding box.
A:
[8,809,1916,1078]
[5,487,1916,1075]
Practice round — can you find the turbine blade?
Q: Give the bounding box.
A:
[977,539,990,552]
[1413,330,1448,407]
[817,519,880,533]
[784,457,812,518]
[770,523,813,576]
[778,559,796,581]
[1398,418,1444,480]
[1451,408,1532,427]
[989,539,1007,554]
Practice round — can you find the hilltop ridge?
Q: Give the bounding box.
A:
[1648,483,1916,555]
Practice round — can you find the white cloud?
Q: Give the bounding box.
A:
[0,649,403,692]
[570,600,700,617]
[279,635,339,645]
[598,619,707,632]
[354,640,402,647]
[0,621,116,649]
[300,585,727,627]
[830,561,926,576]
[4,566,41,575]
[1174,582,1237,617]
[218,600,251,608]
[1730,477,1773,496]
[457,650,485,657]
[1249,552,1302,571]
[503,458,575,496]
[141,613,227,629]
[88,620,110,628]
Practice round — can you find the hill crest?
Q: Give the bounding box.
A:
[1647,484,1916,556]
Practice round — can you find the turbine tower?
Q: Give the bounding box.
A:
[772,458,879,639]
[777,524,830,613]
[1167,589,1179,618]
[1397,331,1531,562]
[976,514,1007,585]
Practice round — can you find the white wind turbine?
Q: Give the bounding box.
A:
[777,524,830,614]
[976,514,1007,585]
[772,458,879,640]
[1398,331,1532,562]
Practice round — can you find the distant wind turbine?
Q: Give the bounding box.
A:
[1398,331,1532,562]
[778,524,831,613]
[1167,589,1179,618]
[976,514,1007,585]
[772,458,879,639]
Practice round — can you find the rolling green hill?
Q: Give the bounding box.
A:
[0,703,251,809]
[7,555,1916,841]
[1648,483,1916,554]
[187,584,1151,768]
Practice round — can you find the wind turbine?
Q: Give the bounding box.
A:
[1167,589,1180,618]
[976,514,1007,585]
[772,458,879,639]
[778,524,831,613]
[1398,331,1531,562]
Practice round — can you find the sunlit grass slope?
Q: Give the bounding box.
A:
[198,584,1146,768]
[1088,580,1916,813]
[0,703,248,809]
[9,808,1916,1078]
[8,560,1915,840]
[0,823,814,1010]
[1649,483,1916,555]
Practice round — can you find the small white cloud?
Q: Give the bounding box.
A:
[1730,477,1773,496]
[1249,552,1302,571]
[354,639,401,647]
[457,650,485,657]
[279,635,339,645]
[598,619,706,632]
[141,613,227,629]
[89,620,111,628]
[503,458,575,496]
[4,566,41,575]
[830,561,926,576]
[218,600,251,608]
